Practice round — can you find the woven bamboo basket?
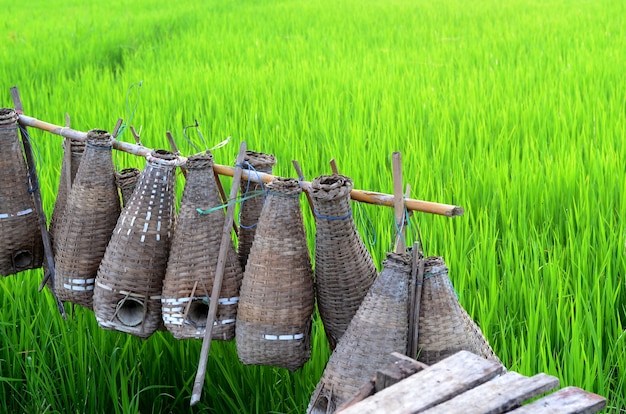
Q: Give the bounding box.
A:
[49,137,84,254]
[54,129,121,308]
[162,152,243,340]
[115,167,140,208]
[309,174,377,349]
[237,150,276,271]
[93,150,177,338]
[308,252,412,413]
[236,178,314,371]
[416,256,502,366]
[0,108,43,276]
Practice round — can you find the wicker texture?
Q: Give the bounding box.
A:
[309,174,377,349]
[308,252,411,413]
[49,137,84,254]
[54,130,121,308]
[237,151,276,271]
[236,178,314,371]
[115,167,140,208]
[93,150,177,338]
[417,256,502,366]
[162,152,243,340]
[0,108,43,276]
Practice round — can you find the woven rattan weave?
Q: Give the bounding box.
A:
[0,108,43,276]
[93,150,177,338]
[237,150,276,271]
[417,256,502,366]
[115,167,140,208]
[236,178,314,371]
[307,252,411,413]
[162,152,243,340]
[49,137,84,254]
[54,129,121,308]
[309,174,377,349]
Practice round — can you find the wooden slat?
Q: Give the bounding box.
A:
[420,372,559,414]
[507,386,606,414]
[339,351,504,414]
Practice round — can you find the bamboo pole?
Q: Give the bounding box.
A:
[190,142,247,406]
[16,113,464,217]
[292,160,315,215]
[10,88,66,318]
[392,152,406,254]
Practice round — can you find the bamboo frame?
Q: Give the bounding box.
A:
[16,113,464,217]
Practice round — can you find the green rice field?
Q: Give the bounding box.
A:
[1,0,625,412]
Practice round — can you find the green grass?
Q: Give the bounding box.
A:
[1,0,626,412]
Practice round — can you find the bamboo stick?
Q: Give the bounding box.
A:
[292,160,315,215]
[16,113,464,217]
[392,152,406,254]
[190,142,247,406]
[10,88,66,318]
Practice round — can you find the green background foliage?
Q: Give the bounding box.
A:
[1,0,625,412]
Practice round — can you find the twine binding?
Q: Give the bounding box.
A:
[93,149,177,338]
[236,178,314,371]
[237,150,276,271]
[54,129,121,308]
[309,174,377,349]
[308,252,412,413]
[417,256,503,366]
[162,152,243,340]
[0,108,43,276]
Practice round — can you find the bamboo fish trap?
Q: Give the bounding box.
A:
[49,136,84,254]
[93,149,177,338]
[236,177,314,371]
[237,150,276,271]
[54,129,121,308]
[416,256,502,366]
[309,174,377,349]
[161,152,243,340]
[0,108,43,276]
[308,252,412,413]
[115,167,140,208]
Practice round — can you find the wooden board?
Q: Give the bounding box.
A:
[420,371,559,414]
[339,350,504,414]
[507,386,606,414]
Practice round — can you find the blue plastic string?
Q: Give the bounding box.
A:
[313,208,352,221]
[19,126,40,194]
[355,201,377,246]
[237,162,267,229]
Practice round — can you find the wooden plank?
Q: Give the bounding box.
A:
[338,353,428,412]
[339,351,504,414]
[507,386,606,414]
[375,353,429,392]
[420,372,559,414]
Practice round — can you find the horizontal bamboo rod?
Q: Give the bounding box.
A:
[17,113,464,217]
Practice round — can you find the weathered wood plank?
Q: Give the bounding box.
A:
[339,351,504,414]
[420,372,559,414]
[375,352,429,392]
[507,386,606,414]
[338,353,428,412]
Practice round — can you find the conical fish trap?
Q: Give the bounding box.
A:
[162,152,243,340]
[236,178,314,371]
[417,256,502,366]
[54,130,121,308]
[307,252,411,413]
[237,150,276,271]
[115,167,140,208]
[49,137,84,254]
[93,150,177,338]
[309,174,377,348]
[0,108,43,276]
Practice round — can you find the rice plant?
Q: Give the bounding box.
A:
[1,0,625,412]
